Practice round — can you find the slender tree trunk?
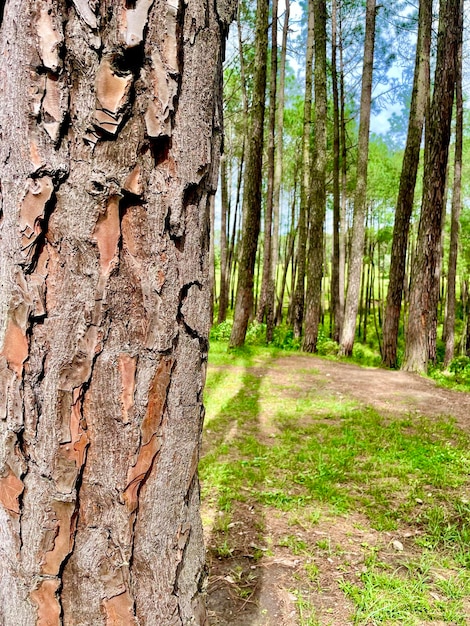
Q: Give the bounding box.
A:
[338,18,348,342]
[331,0,342,343]
[403,0,460,372]
[444,0,463,367]
[218,155,230,323]
[303,0,328,352]
[266,0,290,342]
[382,0,432,368]
[292,0,314,337]
[339,0,377,356]
[258,0,278,328]
[0,1,230,623]
[230,0,269,347]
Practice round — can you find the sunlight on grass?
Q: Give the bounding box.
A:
[201,342,470,625]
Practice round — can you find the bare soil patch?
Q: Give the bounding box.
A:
[203,354,470,625]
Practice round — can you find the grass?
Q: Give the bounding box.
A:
[201,340,470,624]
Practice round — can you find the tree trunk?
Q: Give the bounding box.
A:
[0,1,231,623]
[403,0,460,373]
[229,0,269,347]
[291,0,314,338]
[331,0,342,343]
[303,0,328,352]
[443,0,463,367]
[257,0,278,330]
[382,0,431,368]
[339,0,377,356]
[217,155,230,323]
[266,0,290,342]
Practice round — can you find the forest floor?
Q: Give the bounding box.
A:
[200,348,470,625]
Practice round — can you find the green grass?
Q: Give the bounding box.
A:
[201,340,470,624]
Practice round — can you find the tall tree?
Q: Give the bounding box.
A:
[267,0,290,342]
[291,0,314,338]
[303,0,328,352]
[0,0,231,622]
[340,0,377,356]
[330,0,342,343]
[257,0,279,330]
[443,0,464,367]
[229,0,269,347]
[382,0,432,368]
[403,0,460,372]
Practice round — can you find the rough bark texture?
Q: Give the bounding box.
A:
[443,0,463,368]
[339,0,376,356]
[403,0,459,373]
[229,0,269,348]
[257,0,278,330]
[382,0,431,368]
[303,0,328,352]
[0,0,233,623]
[330,0,342,343]
[291,0,314,338]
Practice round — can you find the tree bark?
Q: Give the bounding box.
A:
[291,0,314,338]
[303,0,328,352]
[257,0,278,330]
[266,0,290,342]
[382,0,431,368]
[217,155,230,323]
[339,0,377,356]
[229,0,269,347]
[403,0,460,373]
[331,0,342,343]
[443,0,463,368]
[0,1,231,623]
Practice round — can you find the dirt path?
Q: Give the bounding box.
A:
[203,354,470,626]
[274,356,470,431]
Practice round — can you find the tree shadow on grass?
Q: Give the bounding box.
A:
[201,361,276,625]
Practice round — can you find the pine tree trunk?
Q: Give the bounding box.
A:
[331,0,342,343]
[303,0,328,352]
[382,0,431,368]
[339,0,377,356]
[403,0,460,373]
[229,0,269,347]
[443,0,463,367]
[266,0,290,343]
[292,0,314,338]
[257,0,278,329]
[218,155,230,323]
[0,1,231,622]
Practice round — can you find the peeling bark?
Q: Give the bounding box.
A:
[0,0,230,623]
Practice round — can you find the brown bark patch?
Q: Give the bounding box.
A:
[36,7,62,72]
[120,0,154,48]
[19,176,54,263]
[103,590,137,626]
[40,500,76,576]
[95,57,133,135]
[123,357,172,512]
[30,578,61,626]
[118,353,137,424]
[94,196,121,276]
[1,319,28,376]
[123,165,143,197]
[0,466,23,515]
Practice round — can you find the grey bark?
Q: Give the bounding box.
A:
[339,0,377,356]
[403,0,460,372]
[0,0,232,623]
[291,0,314,338]
[303,0,328,352]
[229,0,269,347]
[382,0,431,368]
[443,0,463,367]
